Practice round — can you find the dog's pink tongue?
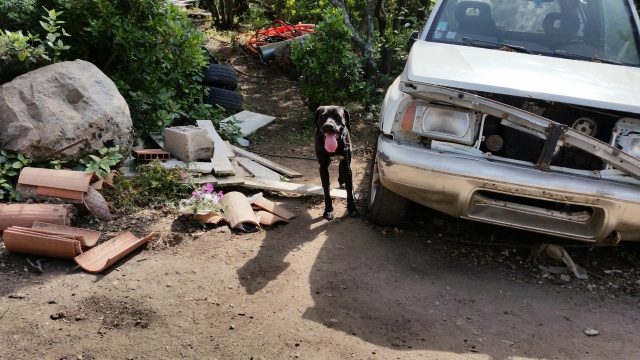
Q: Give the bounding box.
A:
[324,133,338,153]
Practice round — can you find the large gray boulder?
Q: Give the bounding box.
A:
[0,60,133,161]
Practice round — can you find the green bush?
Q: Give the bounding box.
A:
[0,0,39,31]
[290,8,371,109]
[45,0,224,136]
[1,0,227,137]
[0,7,70,83]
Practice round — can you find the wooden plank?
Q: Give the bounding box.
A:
[196,120,235,159]
[196,120,235,176]
[229,145,303,178]
[242,178,347,198]
[236,157,281,181]
[161,158,215,173]
[221,111,277,136]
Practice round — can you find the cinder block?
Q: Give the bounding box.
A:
[164,126,215,162]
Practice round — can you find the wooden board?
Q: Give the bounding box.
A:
[161,158,215,173]
[230,145,303,178]
[196,120,236,176]
[242,178,347,198]
[236,157,282,181]
[221,111,276,136]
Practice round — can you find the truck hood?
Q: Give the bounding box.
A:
[406,41,640,114]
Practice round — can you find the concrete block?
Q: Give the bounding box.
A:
[164,126,215,162]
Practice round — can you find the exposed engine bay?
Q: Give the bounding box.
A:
[477,93,640,172]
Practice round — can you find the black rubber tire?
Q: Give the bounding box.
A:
[204,86,244,112]
[366,142,410,227]
[201,64,238,90]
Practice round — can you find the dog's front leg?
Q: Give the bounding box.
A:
[319,160,334,220]
[340,157,360,218]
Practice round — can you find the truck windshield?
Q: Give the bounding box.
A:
[426,0,640,66]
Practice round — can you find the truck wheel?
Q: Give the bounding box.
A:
[204,86,244,112]
[366,148,410,227]
[202,64,238,90]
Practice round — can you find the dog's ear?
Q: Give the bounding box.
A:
[314,106,324,128]
[342,107,351,131]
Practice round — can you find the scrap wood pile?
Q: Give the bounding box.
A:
[132,111,348,201]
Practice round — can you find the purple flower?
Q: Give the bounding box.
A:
[218,190,224,199]
[206,183,214,193]
[192,190,201,200]
[181,172,188,181]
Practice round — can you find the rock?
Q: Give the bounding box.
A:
[0,60,133,161]
[560,274,571,282]
[584,328,599,336]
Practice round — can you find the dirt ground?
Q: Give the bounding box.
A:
[1,35,640,360]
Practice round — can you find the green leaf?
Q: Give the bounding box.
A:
[12,161,23,169]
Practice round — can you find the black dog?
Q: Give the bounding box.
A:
[314,105,360,220]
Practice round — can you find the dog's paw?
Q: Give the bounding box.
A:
[323,211,334,221]
[348,209,361,218]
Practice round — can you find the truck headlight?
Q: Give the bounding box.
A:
[401,102,479,145]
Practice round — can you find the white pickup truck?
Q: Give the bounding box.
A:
[368,0,640,243]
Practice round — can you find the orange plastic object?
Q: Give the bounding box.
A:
[0,203,69,231]
[31,222,101,247]
[252,197,297,220]
[2,227,82,259]
[255,210,288,226]
[74,232,155,273]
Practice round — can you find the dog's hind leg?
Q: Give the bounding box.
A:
[319,160,334,220]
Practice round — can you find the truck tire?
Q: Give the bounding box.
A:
[366,146,410,227]
[204,86,243,112]
[202,64,238,90]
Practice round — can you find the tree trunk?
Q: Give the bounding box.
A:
[328,0,378,79]
[204,0,222,28]
[375,0,391,75]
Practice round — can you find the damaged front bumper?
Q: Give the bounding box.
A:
[377,84,640,242]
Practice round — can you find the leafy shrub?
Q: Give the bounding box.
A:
[41,0,224,136]
[0,0,38,31]
[0,150,32,201]
[1,0,226,136]
[102,161,191,212]
[78,146,123,179]
[0,8,70,83]
[290,8,371,109]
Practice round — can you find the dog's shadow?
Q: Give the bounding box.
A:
[237,208,333,295]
